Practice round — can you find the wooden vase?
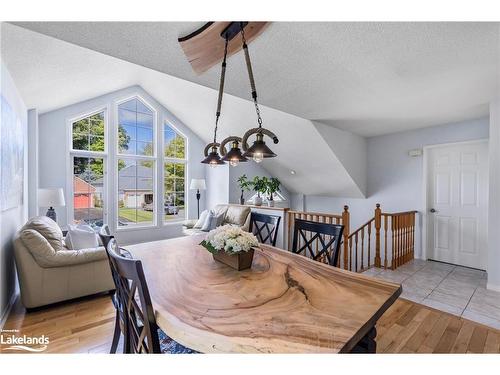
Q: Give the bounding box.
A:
[212,248,255,271]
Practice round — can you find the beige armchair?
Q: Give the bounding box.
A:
[13,216,114,308]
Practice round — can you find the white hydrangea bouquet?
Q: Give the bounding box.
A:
[201,225,259,270]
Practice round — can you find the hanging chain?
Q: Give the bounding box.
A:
[241,25,263,129]
[213,36,229,143]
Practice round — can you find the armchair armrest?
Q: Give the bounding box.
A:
[183,219,198,229]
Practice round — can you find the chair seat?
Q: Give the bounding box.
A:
[158,329,198,354]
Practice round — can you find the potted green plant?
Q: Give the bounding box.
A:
[237,174,253,205]
[252,176,268,206]
[266,177,281,207]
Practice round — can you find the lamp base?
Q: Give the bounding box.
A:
[46,207,57,222]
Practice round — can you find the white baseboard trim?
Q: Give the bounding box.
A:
[0,293,18,331]
[486,282,500,292]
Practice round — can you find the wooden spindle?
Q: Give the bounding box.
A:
[374,203,381,268]
[383,215,388,269]
[342,206,350,271]
[367,221,372,269]
[360,227,365,271]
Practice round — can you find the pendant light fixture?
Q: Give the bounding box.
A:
[220,136,248,167]
[201,36,229,167]
[240,24,279,163]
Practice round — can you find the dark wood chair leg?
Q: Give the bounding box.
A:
[110,311,121,354]
[350,326,377,353]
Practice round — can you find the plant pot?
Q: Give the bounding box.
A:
[254,196,262,206]
[267,199,274,207]
[212,248,255,271]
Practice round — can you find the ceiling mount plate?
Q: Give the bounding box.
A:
[178,22,270,75]
[220,22,249,41]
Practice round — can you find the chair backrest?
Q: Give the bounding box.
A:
[105,238,160,354]
[291,219,344,267]
[249,212,281,247]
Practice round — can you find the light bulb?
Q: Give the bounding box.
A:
[209,161,218,168]
[253,152,264,163]
[229,159,239,167]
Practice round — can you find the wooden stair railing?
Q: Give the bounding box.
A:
[285,204,417,273]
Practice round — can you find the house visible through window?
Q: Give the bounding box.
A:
[164,123,186,222]
[71,111,106,227]
[117,97,155,227]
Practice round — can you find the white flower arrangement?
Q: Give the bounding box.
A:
[201,225,259,254]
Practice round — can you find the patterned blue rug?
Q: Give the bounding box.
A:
[158,329,199,354]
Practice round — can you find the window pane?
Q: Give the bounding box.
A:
[118,158,155,227]
[164,125,185,159]
[72,112,105,152]
[89,135,105,152]
[118,99,154,156]
[136,100,153,115]
[137,112,153,129]
[73,156,104,228]
[137,141,153,156]
[164,161,185,221]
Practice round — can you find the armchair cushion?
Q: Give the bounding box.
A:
[65,224,99,250]
[225,206,251,227]
[21,216,64,252]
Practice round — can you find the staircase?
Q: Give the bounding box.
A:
[285,204,417,272]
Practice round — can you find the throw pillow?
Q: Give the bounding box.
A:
[65,224,99,250]
[193,210,209,229]
[200,211,225,232]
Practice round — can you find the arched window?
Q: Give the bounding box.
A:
[164,123,187,222]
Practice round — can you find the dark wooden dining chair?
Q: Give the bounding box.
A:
[291,219,344,267]
[249,212,281,247]
[99,232,132,354]
[105,238,197,354]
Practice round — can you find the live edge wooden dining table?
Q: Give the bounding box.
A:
[126,234,401,354]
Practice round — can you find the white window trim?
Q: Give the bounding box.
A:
[66,106,109,227]
[162,120,188,225]
[114,95,159,231]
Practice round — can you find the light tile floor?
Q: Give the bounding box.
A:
[362,259,500,329]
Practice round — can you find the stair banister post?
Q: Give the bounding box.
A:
[374,203,382,268]
[342,205,350,270]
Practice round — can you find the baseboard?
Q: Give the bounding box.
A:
[0,293,18,331]
[486,282,500,292]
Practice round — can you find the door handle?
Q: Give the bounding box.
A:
[430,208,437,213]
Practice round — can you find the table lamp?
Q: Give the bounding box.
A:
[38,188,66,223]
[189,179,206,218]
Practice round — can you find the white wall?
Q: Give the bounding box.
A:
[0,62,28,325]
[38,85,206,245]
[313,121,368,196]
[206,164,230,210]
[304,117,489,259]
[27,109,38,218]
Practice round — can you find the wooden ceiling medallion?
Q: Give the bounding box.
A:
[178,22,270,75]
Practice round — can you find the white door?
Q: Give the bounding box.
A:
[427,141,488,270]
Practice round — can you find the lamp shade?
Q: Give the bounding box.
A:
[38,188,66,207]
[189,179,206,191]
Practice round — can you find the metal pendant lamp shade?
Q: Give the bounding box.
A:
[242,133,276,162]
[220,137,248,167]
[201,145,226,167]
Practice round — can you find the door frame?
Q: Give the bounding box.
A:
[421,138,488,262]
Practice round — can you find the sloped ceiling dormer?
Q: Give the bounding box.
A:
[2,23,367,197]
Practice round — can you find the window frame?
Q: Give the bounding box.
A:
[66,107,109,227]
[162,120,188,225]
[115,95,158,231]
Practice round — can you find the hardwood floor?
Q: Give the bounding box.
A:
[1,295,499,354]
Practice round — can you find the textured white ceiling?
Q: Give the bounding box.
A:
[1,23,364,198]
[11,21,499,136]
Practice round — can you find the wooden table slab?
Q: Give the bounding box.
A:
[126,235,401,353]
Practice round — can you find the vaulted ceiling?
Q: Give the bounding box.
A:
[11,21,499,137]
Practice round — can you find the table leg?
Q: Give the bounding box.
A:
[350,326,377,353]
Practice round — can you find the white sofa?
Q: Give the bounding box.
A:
[183,204,251,235]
